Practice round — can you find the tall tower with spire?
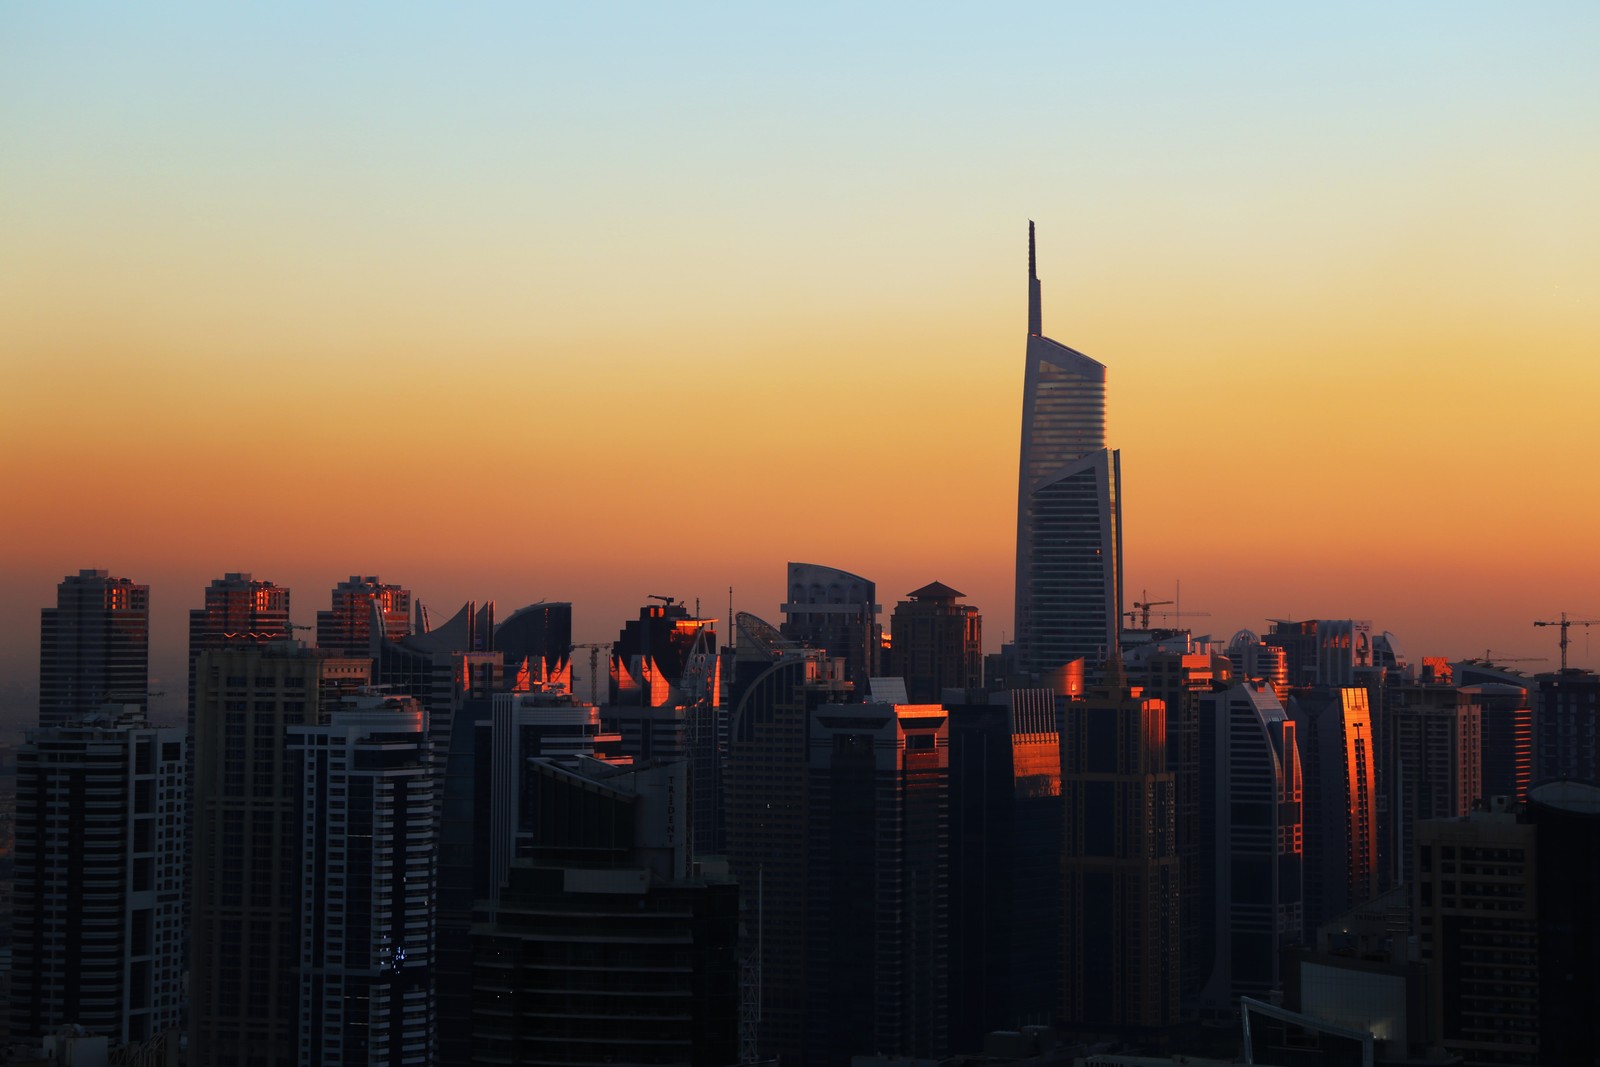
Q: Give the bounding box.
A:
[1013,223,1123,681]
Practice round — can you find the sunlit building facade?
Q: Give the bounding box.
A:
[39,569,150,728]
[317,575,412,657]
[187,572,291,728]
[1287,687,1378,935]
[1013,224,1121,680]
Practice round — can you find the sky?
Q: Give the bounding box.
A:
[3,2,1599,724]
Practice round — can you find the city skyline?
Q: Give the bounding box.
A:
[4,3,1600,720]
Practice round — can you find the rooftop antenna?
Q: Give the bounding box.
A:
[1027,221,1042,337]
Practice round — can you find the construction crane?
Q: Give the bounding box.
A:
[1125,592,1174,629]
[647,594,679,609]
[1532,612,1600,672]
[570,642,610,705]
[1473,650,1547,666]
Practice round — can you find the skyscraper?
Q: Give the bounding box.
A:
[1195,682,1303,1014]
[1061,673,1179,1032]
[805,702,949,1065]
[317,575,412,657]
[286,695,435,1066]
[189,644,371,1067]
[10,708,186,1046]
[890,581,983,702]
[1013,224,1122,680]
[187,572,291,726]
[1287,686,1378,934]
[780,562,881,689]
[38,569,150,728]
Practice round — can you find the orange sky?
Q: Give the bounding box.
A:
[3,4,1599,720]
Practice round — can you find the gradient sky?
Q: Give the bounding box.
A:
[4,2,1599,723]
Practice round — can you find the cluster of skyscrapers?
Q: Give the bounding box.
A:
[6,228,1600,1067]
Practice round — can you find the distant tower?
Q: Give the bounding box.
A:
[1013,224,1122,681]
[780,562,881,689]
[316,575,411,656]
[186,572,290,724]
[39,569,149,728]
[10,708,186,1046]
[1060,672,1179,1032]
[891,581,983,702]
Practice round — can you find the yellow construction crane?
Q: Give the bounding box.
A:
[1532,612,1600,672]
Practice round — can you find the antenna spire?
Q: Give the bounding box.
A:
[1027,221,1042,336]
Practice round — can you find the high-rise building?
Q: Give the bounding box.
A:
[317,575,412,657]
[189,643,370,1067]
[1533,669,1600,785]
[1414,801,1540,1066]
[1287,687,1378,934]
[1388,679,1482,885]
[1263,620,1375,689]
[723,613,852,1063]
[1134,645,1233,1004]
[890,581,983,702]
[946,690,1061,1050]
[286,694,435,1066]
[780,562,881,689]
[1527,780,1600,1066]
[471,759,739,1067]
[1194,682,1303,1015]
[1013,224,1122,681]
[39,569,150,728]
[187,572,291,727]
[1061,673,1179,1033]
[494,601,574,687]
[10,708,186,1046]
[805,702,948,1065]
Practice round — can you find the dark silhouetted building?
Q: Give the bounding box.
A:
[1388,679,1482,885]
[723,614,851,1063]
[1264,620,1374,689]
[1534,669,1600,785]
[10,708,186,1046]
[1195,682,1303,1015]
[1452,675,1533,805]
[1414,800,1539,1066]
[806,702,948,1065]
[947,689,1061,1050]
[39,569,150,728]
[780,562,881,689]
[890,581,983,703]
[1014,223,1122,682]
[189,643,370,1067]
[471,758,738,1067]
[1061,673,1179,1033]
[495,601,573,687]
[1527,780,1600,1067]
[317,575,412,656]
